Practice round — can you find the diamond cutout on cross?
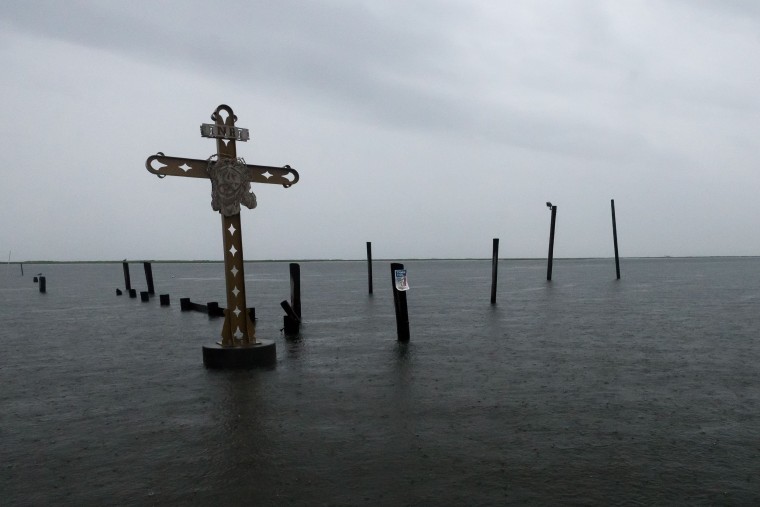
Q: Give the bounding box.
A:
[233,306,241,317]
[179,163,192,172]
[262,171,273,179]
[234,327,243,340]
[229,245,237,256]
[230,266,238,277]
[232,286,240,297]
[228,224,236,236]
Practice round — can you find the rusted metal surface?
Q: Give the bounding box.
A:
[145,104,299,347]
[145,154,299,187]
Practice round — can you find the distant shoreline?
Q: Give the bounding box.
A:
[9,256,760,264]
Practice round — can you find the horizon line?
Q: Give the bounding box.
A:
[8,255,760,264]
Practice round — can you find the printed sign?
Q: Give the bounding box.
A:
[394,269,409,291]
[200,123,250,142]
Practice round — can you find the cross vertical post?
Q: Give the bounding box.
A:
[211,107,255,347]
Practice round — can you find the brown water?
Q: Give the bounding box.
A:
[1,258,759,505]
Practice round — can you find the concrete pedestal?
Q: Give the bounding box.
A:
[202,340,276,369]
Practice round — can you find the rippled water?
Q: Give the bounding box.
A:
[2,258,759,505]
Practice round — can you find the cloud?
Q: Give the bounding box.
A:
[1,0,760,260]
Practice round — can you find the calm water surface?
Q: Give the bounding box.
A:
[1,258,759,505]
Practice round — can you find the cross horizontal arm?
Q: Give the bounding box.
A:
[145,153,300,187]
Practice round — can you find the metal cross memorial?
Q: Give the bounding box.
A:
[146,104,299,360]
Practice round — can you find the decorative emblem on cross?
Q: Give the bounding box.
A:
[146,104,299,348]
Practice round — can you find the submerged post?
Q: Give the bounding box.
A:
[390,263,410,342]
[143,262,155,295]
[39,276,46,293]
[290,263,301,320]
[366,241,373,295]
[490,238,499,304]
[283,263,301,336]
[122,262,132,292]
[611,199,621,280]
[546,203,557,281]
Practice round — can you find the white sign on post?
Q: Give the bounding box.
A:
[394,269,409,291]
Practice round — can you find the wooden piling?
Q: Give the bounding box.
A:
[366,242,373,295]
[140,291,150,302]
[547,205,557,281]
[390,263,410,342]
[39,276,46,293]
[143,262,155,295]
[281,300,300,336]
[129,289,137,298]
[611,199,621,280]
[207,302,223,317]
[20,263,23,276]
[160,294,170,306]
[290,263,301,320]
[490,238,499,304]
[122,262,132,292]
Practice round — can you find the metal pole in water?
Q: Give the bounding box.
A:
[490,238,499,304]
[611,199,621,280]
[366,242,373,295]
[546,203,557,281]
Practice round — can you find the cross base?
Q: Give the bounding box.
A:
[202,340,276,369]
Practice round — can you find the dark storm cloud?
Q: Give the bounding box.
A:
[0,0,655,161]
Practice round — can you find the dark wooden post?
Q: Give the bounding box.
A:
[611,199,621,280]
[290,263,301,320]
[283,263,301,336]
[160,294,170,306]
[38,276,46,293]
[20,263,23,276]
[490,238,499,304]
[390,263,410,342]
[143,262,155,295]
[207,301,222,317]
[281,300,300,335]
[122,262,132,292]
[367,242,373,295]
[547,205,557,281]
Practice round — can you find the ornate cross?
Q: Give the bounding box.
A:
[146,104,299,347]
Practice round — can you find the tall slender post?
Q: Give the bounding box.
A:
[290,263,301,320]
[20,263,24,276]
[390,263,410,342]
[547,204,557,281]
[122,262,132,292]
[143,262,155,295]
[611,199,621,280]
[490,238,499,304]
[366,241,373,295]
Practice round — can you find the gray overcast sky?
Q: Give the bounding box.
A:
[1,0,759,261]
